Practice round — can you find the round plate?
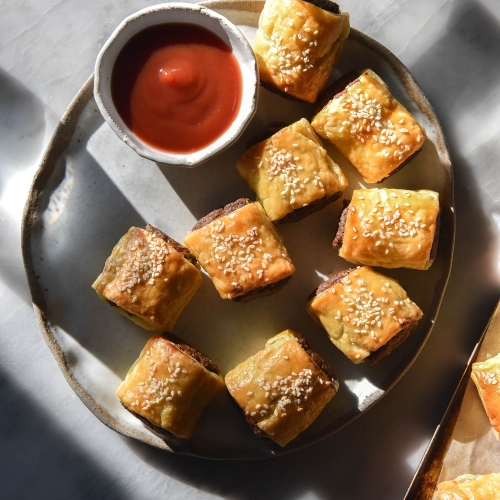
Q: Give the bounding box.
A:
[22,0,454,459]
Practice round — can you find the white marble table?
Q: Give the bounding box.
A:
[2,0,500,497]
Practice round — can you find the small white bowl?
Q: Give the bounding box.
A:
[94,3,258,167]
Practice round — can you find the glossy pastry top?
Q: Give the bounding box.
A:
[312,69,426,183]
[307,266,423,362]
[433,473,500,500]
[184,202,295,299]
[225,330,338,446]
[237,119,348,221]
[254,0,350,103]
[339,189,439,270]
[471,353,500,440]
[116,335,225,439]
[92,227,202,330]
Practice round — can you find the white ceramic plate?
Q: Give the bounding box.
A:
[22,0,454,459]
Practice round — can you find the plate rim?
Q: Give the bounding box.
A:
[21,1,456,460]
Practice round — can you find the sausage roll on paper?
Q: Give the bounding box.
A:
[433,473,500,500]
[225,329,339,446]
[92,225,202,330]
[236,119,348,223]
[333,189,440,270]
[307,266,423,363]
[472,353,500,440]
[312,69,426,183]
[254,0,350,103]
[116,335,224,440]
[184,198,295,302]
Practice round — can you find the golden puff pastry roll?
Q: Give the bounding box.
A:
[236,118,348,223]
[433,473,500,500]
[472,353,500,440]
[254,0,350,103]
[307,266,423,363]
[312,69,426,183]
[225,329,338,446]
[116,335,225,440]
[92,224,202,331]
[333,189,440,270]
[183,198,295,302]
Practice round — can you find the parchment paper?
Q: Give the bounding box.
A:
[438,300,500,482]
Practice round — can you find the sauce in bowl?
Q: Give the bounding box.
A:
[111,23,242,154]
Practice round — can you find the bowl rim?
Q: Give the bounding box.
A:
[94,2,258,167]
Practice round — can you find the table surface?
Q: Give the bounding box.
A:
[2,0,500,498]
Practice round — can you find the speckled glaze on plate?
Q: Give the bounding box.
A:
[22,0,454,459]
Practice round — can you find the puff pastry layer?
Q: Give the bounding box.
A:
[92,226,202,330]
[472,353,500,440]
[307,266,423,363]
[225,330,338,446]
[433,473,500,500]
[116,335,224,440]
[254,0,350,103]
[333,189,440,270]
[312,69,426,183]
[237,118,348,222]
[184,200,295,301]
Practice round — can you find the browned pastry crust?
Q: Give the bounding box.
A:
[145,224,197,267]
[333,199,441,263]
[308,267,354,300]
[376,147,422,184]
[162,332,220,376]
[471,354,500,440]
[184,200,296,301]
[314,69,363,114]
[240,334,338,443]
[254,0,350,103]
[307,266,423,363]
[116,335,224,440]
[312,69,426,183]
[308,267,419,363]
[433,473,500,500]
[225,330,339,446]
[331,189,440,270]
[366,319,418,364]
[122,403,181,442]
[237,119,348,223]
[92,226,202,331]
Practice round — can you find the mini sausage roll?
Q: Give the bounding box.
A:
[471,353,500,440]
[183,199,296,302]
[307,266,423,363]
[433,473,500,500]
[92,224,202,331]
[225,329,338,446]
[312,69,426,183]
[254,0,350,103]
[236,119,348,223]
[116,335,224,440]
[333,189,440,270]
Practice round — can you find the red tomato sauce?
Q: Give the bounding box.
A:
[111,23,242,154]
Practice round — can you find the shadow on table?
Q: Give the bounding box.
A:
[0,68,46,305]
[0,365,126,500]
